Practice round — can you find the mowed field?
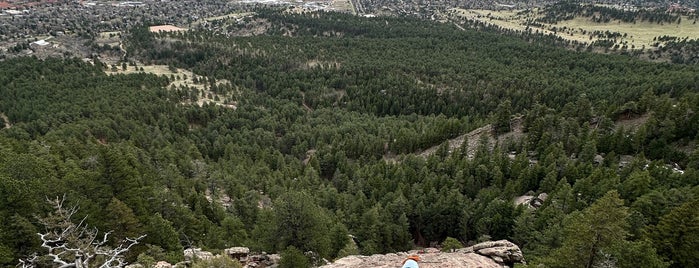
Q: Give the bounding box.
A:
[452,8,699,48]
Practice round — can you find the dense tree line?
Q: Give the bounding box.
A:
[0,10,698,267]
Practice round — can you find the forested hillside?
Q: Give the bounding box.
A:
[1,10,698,267]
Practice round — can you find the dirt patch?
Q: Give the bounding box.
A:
[149,25,187,33]
[614,113,649,131]
[302,149,317,165]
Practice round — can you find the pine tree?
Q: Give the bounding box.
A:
[547,191,629,268]
[494,100,512,135]
[104,198,143,245]
[441,237,462,252]
[279,246,309,268]
[650,200,699,268]
[144,213,182,252]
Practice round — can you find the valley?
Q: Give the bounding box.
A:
[0,1,697,268]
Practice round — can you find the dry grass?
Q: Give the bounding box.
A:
[331,0,354,13]
[452,8,699,49]
[95,31,122,48]
[192,12,255,26]
[556,17,699,47]
[106,64,237,109]
[285,0,355,14]
[98,31,121,39]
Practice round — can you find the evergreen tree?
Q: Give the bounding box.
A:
[441,237,462,252]
[649,200,699,268]
[254,191,336,258]
[547,191,629,268]
[144,213,182,253]
[104,197,143,245]
[279,246,309,268]
[494,100,512,135]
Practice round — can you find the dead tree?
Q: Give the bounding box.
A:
[18,196,145,268]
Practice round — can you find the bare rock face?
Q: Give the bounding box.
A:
[153,261,173,268]
[183,248,214,261]
[321,240,524,268]
[225,247,251,255]
[243,252,280,268]
[514,193,547,209]
[470,240,525,266]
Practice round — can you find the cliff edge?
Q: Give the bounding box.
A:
[321,240,525,268]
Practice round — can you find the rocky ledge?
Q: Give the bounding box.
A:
[320,240,525,268]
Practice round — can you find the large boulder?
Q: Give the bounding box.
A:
[183,248,214,261]
[225,247,251,263]
[470,240,525,266]
[514,193,547,209]
[321,252,501,268]
[153,261,173,268]
[244,252,281,268]
[225,247,250,255]
[320,241,525,268]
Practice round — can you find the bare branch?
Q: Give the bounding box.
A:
[98,235,147,268]
[19,196,145,268]
[17,254,37,268]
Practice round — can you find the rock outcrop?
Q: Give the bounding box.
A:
[153,261,173,268]
[243,252,280,268]
[321,240,524,268]
[461,240,525,266]
[183,248,214,261]
[514,193,547,209]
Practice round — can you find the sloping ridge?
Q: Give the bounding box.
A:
[321,240,525,268]
[418,116,524,159]
[418,124,494,159]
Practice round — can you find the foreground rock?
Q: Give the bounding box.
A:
[321,240,524,268]
[461,240,525,266]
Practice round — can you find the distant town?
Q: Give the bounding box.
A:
[0,0,355,59]
[0,0,696,60]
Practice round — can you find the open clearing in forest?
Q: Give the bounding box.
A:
[452,8,699,48]
[614,113,650,130]
[331,0,354,13]
[106,64,237,109]
[192,12,255,26]
[95,31,122,47]
[149,25,187,33]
